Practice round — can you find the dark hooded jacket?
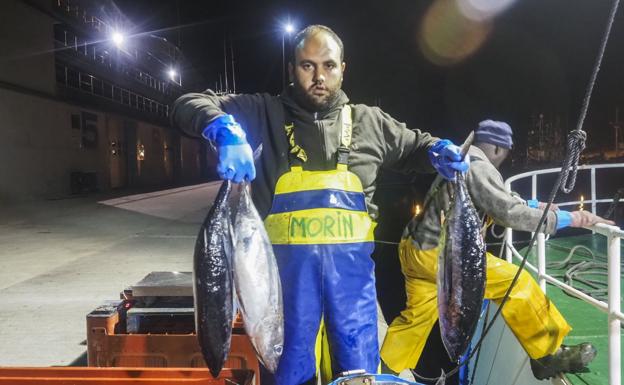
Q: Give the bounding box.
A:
[171,86,438,218]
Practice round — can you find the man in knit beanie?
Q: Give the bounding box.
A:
[381,120,613,381]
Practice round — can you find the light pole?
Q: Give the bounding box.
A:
[148,34,183,87]
[282,23,294,90]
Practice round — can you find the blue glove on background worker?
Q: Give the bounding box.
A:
[205,114,471,183]
[527,199,571,229]
[525,199,610,229]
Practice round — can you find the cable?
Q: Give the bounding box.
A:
[411,0,620,381]
[375,240,400,245]
[468,303,490,385]
[469,0,620,363]
[603,188,623,219]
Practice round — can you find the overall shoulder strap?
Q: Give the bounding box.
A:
[337,104,353,166]
[284,122,308,166]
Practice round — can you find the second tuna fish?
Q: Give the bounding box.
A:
[233,181,284,373]
[437,148,487,363]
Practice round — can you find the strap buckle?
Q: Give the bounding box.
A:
[337,146,350,165]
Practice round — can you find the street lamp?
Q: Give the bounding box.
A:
[282,22,295,90]
[111,31,125,48]
[168,68,177,81]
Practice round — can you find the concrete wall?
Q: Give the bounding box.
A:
[0,86,202,202]
[180,137,202,183]
[0,87,103,200]
[0,0,56,95]
[133,121,176,187]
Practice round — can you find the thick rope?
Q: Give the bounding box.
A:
[559,0,620,194]
[410,1,620,382]
[574,0,620,135]
[560,130,587,193]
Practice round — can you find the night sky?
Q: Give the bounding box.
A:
[113,0,624,325]
[117,0,624,150]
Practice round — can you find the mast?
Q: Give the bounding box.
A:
[223,36,229,93]
[615,107,620,157]
[230,35,236,93]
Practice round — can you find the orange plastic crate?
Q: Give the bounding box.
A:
[87,304,260,384]
[0,367,252,385]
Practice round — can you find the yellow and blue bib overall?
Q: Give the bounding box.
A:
[265,106,379,385]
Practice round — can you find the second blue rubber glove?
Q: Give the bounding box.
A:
[202,114,256,183]
[428,139,470,180]
[556,210,572,230]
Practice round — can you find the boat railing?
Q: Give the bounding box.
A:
[503,162,623,385]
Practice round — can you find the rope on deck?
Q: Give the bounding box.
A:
[547,242,624,301]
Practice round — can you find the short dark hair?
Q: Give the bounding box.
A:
[291,25,344,62]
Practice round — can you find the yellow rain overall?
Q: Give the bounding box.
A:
[380,235,572,373]
[265,106,379,385]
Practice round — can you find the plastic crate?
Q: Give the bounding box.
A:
[86,302,260,384]
[0,367,253,385]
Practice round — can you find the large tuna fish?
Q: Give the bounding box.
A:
[437,138,486,363]
[233,182,284,372]
[193,180,234,377]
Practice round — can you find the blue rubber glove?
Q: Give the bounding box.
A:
[556,210,572,230]
[526,199,539,208]
[202,115,256,183]
[428,139,470,181]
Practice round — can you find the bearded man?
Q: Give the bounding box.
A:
[172,24,471,385]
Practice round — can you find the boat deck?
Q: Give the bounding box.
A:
[520,233,624,385]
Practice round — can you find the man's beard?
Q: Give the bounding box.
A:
[292,81,341,112]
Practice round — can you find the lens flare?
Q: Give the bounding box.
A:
[418,0,492,66]
[457,0,517,22]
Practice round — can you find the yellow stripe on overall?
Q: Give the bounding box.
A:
[265,105,375,244]
[265,166,375,245]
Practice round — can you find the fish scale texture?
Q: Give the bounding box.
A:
[438,173,486,363]
[193,180,234,377]
[233,183,284,373]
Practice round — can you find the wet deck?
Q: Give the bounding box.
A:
[0,183,220,365]
[520,233,624,385]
